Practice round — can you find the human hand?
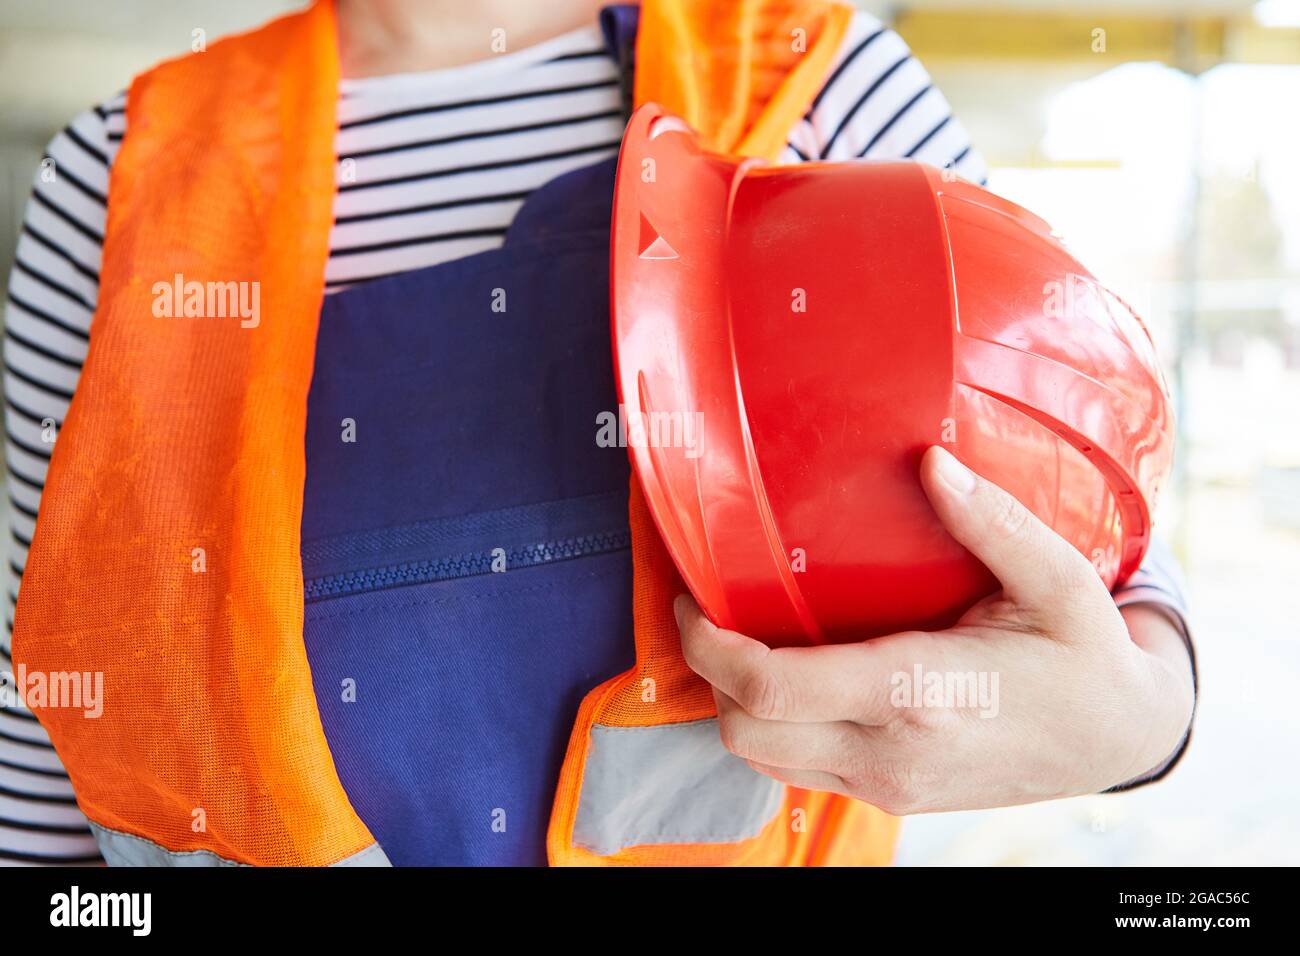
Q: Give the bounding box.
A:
[676,446,1195,814]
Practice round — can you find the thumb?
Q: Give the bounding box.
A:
[919,445,1102,613]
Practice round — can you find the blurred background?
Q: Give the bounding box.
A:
[1,0,1297,865]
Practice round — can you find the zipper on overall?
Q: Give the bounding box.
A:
[303,528,632,602]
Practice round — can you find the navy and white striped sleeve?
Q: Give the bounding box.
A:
[782,12,988,184]
[1,97,124,866]
[1113,535,1190,625]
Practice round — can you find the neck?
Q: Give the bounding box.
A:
[337,0,611,78]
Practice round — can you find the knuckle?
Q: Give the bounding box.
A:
[1046,557,1094,603]
[716,713,756,760]
[712,712,759,764]
[1061,549,1109,595]
[987,490,1032,544]
[862,761,922,816]
[834,737,876,785]
[887,702,950,740]
[1033,551,1112,625]
[733,666,791,721]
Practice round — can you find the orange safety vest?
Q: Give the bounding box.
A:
[13,0,899,866]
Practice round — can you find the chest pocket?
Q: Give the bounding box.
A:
[300,159,637,865]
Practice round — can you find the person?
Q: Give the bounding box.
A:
[1,0,1193,866]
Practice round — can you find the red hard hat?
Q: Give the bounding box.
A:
[610,104,1175,647]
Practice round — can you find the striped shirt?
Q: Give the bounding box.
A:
[0,14,1182,865]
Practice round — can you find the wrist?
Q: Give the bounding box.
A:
[1114,603,1196,786]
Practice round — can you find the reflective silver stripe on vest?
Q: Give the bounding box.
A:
[573,717,784,856]
[90,823,392,867]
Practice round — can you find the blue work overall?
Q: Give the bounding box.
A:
[301,154,637,866]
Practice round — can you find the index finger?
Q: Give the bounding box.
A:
[675,594,907,725]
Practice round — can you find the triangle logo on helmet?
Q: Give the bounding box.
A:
[638,212,679,260]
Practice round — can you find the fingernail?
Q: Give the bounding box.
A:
[933,448,977,495]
